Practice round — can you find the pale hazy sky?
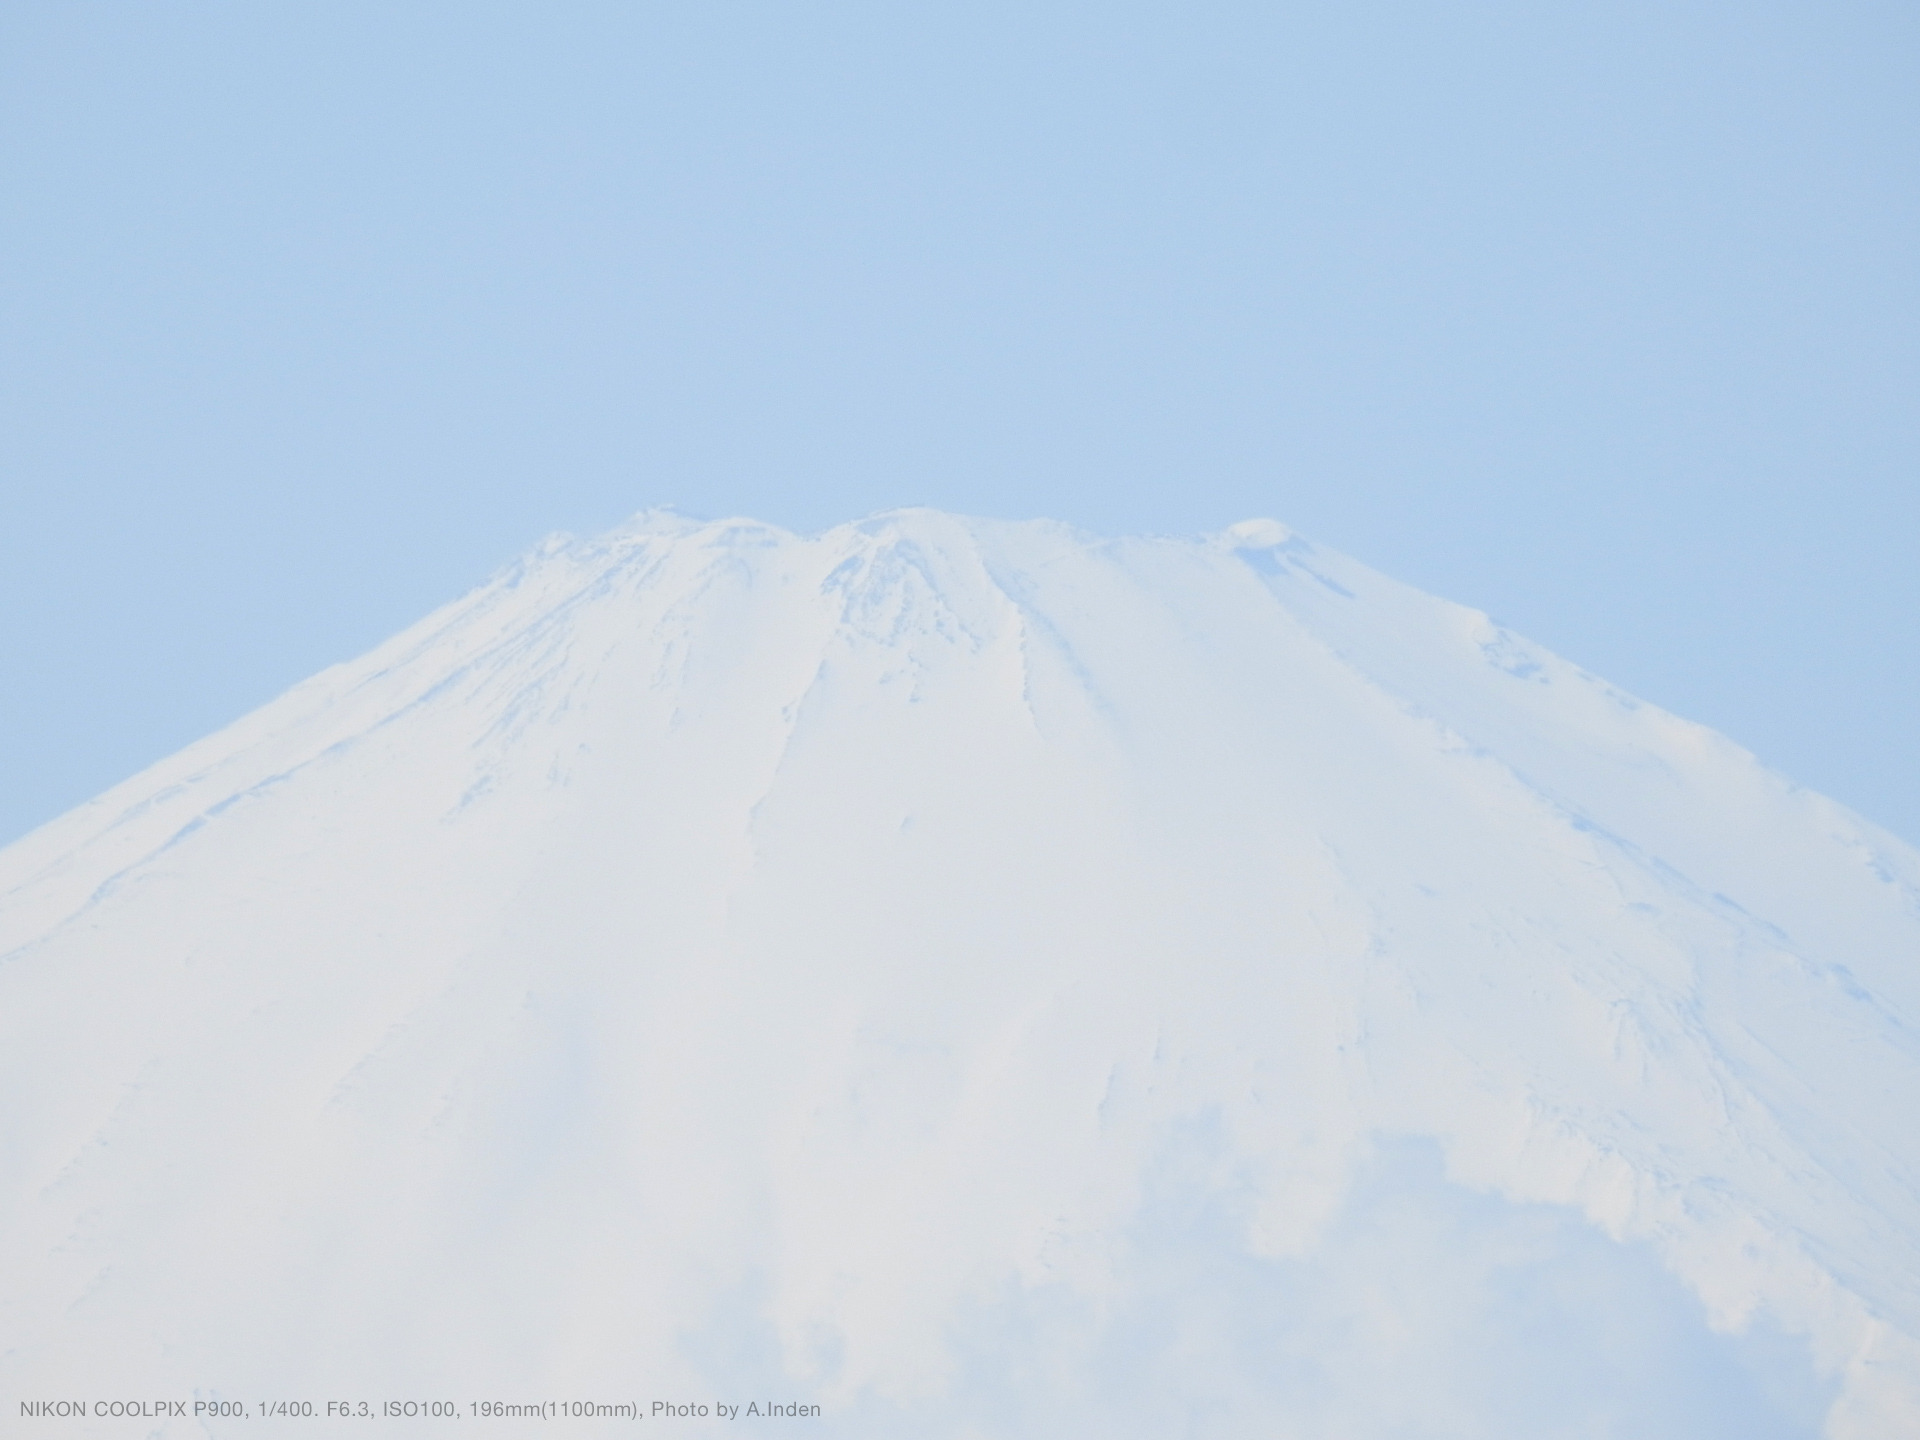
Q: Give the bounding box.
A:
[3,2,1916,845]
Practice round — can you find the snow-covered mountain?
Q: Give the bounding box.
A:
[4,511,1916,1438]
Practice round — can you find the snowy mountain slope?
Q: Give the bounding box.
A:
[2,510,1916,1438]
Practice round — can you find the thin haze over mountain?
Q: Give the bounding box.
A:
[3,512,1916,1437]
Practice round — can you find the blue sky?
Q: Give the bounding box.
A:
[3,2,1916,845]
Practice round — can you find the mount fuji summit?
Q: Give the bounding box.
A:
[3,510,1917,1438]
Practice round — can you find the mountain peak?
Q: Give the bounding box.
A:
[3,513,1915,1435]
